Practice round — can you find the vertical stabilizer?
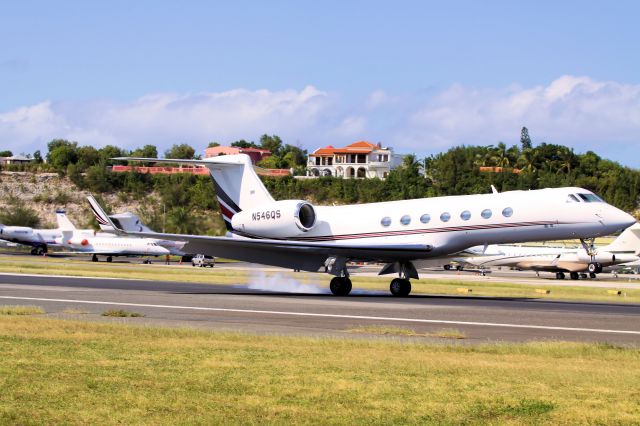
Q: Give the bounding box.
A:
[55,210,77,231]
[603,223,640,254]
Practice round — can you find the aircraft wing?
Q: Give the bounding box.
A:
[104,231,434,271]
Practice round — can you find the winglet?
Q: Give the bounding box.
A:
[86,196,124,234]
[491,185,499,194]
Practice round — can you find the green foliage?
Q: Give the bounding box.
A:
[165,143,195,159]
[131,144,158,158]
[0,150,13,157]
[0,197,41,227]
[207,142,221,148]
[231,139,259,148]
[46,139,78,172]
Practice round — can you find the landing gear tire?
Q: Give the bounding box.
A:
[443,264,451,271]
[570,272,579,280]
[92,254,98,262]
[329,277,352,296]
[106,256,113,263]
[30,248,37,255]
[390,278,411,297]
[588,263,603,274]
[555,272,565,280]
[579,273,588,279]
[589,272,597,279]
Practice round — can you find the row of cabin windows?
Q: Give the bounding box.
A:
[381,207,514,227]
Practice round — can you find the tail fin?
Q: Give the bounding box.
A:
[113,154,275,230]
[87,195,124,234]
[55,210,77,231]
[87,196,113,229]
[603,223,640,254]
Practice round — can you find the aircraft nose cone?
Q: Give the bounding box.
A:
[607,207,636,231]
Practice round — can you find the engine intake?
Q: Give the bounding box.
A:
[231,200,317,238]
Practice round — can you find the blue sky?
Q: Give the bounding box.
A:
[1,1,639,165]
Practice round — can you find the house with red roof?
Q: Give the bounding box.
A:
[204,145,272,164]
[307,141,401,179]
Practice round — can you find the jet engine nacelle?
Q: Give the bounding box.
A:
[577,251,616,265]
[0,226,33,237]
[231,200,317,238]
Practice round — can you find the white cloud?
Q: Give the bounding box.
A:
[394,76,640,159]
[1,76,639,166]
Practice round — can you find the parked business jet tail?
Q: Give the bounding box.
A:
[55,210,77,231]
[602,223,640,254]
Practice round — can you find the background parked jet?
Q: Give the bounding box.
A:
[455,223,640,279]
[87,198,187,256]
[102,153,635,296]
[0,211,84,254]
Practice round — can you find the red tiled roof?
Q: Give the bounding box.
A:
[311,140,384,155]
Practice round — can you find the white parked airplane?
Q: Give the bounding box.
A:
[53,213,170,262]
[86,200,187,256]
[455,223,640,280]
[98,153,635,296]
[0,211,86,255]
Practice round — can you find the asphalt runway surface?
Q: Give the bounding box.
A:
[1,272,639,345]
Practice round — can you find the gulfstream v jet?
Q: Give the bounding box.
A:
[96,154,635,296]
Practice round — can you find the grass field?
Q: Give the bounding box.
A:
[1,255,639,303]
[0,316,638,424]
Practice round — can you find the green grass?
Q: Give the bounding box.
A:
[101,309,145,318]
[0,255,639,303]
[347,325,467,339]
[0,317,638,424]
[0,305,45,315]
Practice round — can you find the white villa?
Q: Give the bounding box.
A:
[306,141,402,179]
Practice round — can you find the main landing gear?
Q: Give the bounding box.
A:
[325,258,418,297]
[30,245,47,256]
[329,277,352,296]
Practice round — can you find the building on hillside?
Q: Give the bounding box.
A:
[204,146,271,164]
[0,155,35,166]
[306,141,402,179]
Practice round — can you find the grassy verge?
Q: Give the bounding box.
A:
[0,317,638,424]
[0,305,45,315]
[0,255,639,303]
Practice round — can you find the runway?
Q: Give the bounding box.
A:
[1,273,639,344]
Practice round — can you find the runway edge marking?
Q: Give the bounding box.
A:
[1,295,639,336]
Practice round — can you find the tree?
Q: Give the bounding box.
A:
[207,142,221,148]
[165,143,195,159]
[76,146,100,170]
[520,127,532,150]
[99,145,126,164]
[259,134,283,156]
[0,150,13,157]
[131,144,158,158]
[33,150,43,163]
[47,139,78,171]
[231,139,258,149]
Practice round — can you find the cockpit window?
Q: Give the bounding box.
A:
[567,194,579,203]
[578,193,603,203]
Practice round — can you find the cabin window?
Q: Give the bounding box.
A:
[502,207,513,217]
[578,193,603,203]
[481,209,492,219]
[381,217,392,227]
[460,210,471,221]
[400,215,411,225]
[440,212,451,222]
[567,194,579,203]
[420,213,430,224]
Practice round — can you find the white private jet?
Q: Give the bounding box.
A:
[455,223,640,279]
[97,153,635,296]
[0,211,87,255]
[86,202,187,256]
[54,213,170,262]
